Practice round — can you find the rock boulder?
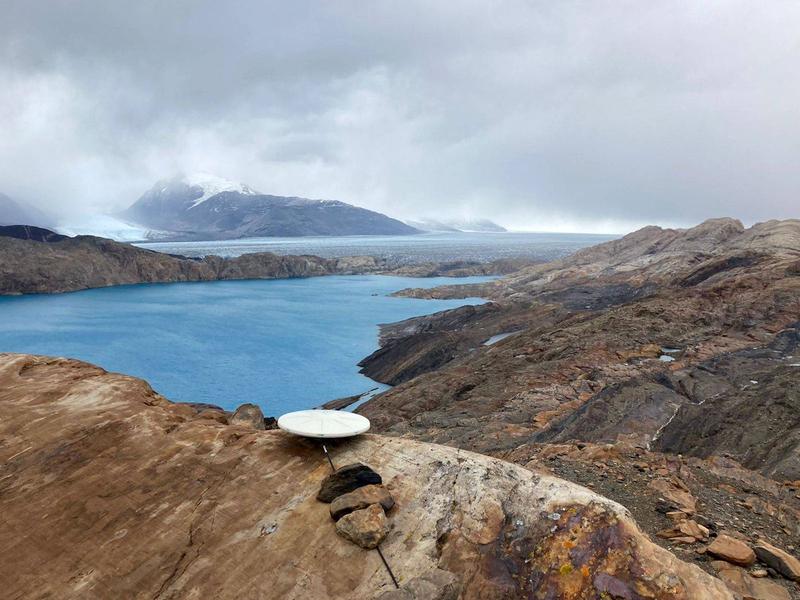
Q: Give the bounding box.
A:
[707,534,757,566]
[335,503,390,549]
[330,484,395,521]
[753,540,800,581]
[711,561,791,600]
[230,403,266,429]
[317,463,382,503]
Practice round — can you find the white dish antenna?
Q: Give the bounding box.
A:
[278,409,370,439]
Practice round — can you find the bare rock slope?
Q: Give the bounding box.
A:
[355,217,800,598]
[0,228,383,294]
[358,218,800,473]
[0,353,731,599]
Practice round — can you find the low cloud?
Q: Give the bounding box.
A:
[2,1,799,233]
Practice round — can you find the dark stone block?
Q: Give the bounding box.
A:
[317,463,382,503]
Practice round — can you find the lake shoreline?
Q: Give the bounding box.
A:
[1,226,535,296]
[0,274,493,412]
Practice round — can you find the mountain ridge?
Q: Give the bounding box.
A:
[120,174,419,239]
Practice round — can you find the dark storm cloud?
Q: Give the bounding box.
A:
[1,1,799,232]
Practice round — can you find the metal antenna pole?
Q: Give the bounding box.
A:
[322,443,336,471]
[320,440,398,589]
[376,546,400,588]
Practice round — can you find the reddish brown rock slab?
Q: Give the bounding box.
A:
[713,562,792,600]
[657,519,709,543]
[680,519,710,540]
[0,353,735,599]
[707,534,757,566]
[649,478,698,514]
[335,504,390,549]
[667,510,691,523]
[753,540,800,581]
[330,484,395,521]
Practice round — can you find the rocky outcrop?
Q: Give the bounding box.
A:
[354,218,800,598]
[385,258,533,278]
[712,561,792,600]
[230,403,266,429]
[651,325,800,480]
[0,228,527,295]
[498,439,800,595]
[358,302,530,385]
[755,541,800,581]
[0,224,67,242]
[357,219,800,476]
[0,229,384,294]
[0,353,733,599]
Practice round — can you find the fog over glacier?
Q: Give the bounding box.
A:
[2,1,800,233]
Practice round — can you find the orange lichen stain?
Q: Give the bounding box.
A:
[562,539,576,549]
[581,565,590,578]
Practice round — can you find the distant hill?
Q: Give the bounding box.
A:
[0,193,50,227]
[0,226,530,295]
[0,226,388,295]
[405,217,507,233]
[120,173,419,239]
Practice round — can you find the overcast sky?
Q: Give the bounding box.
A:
[2,1,799,233]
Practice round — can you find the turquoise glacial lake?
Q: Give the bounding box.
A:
[0,275,491,415]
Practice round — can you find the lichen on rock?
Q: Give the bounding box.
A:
[0,353,735,599]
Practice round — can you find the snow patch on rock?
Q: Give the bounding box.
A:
[183,172,258,208]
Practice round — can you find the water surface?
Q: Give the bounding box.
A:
[0,275,491,414]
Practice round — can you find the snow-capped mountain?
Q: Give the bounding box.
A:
[181,173,257,208]
[405,217,507,233]
[120,174,418,239]
[0,193,51,227]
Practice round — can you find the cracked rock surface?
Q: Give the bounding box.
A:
[0,353,732,599]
